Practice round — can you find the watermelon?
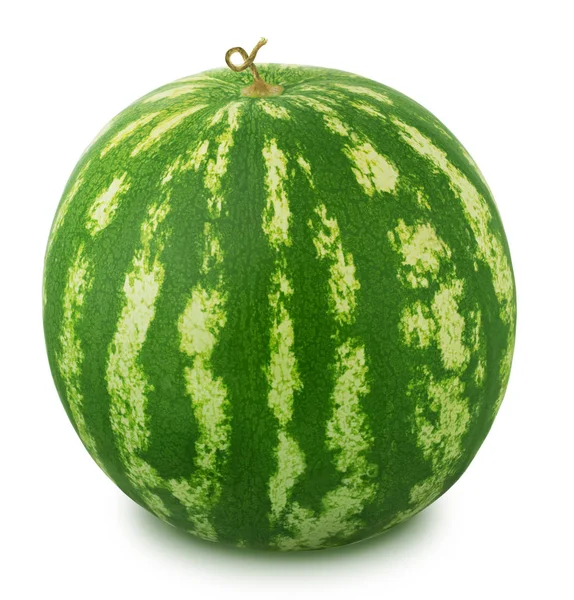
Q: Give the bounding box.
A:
[43,55,516,551]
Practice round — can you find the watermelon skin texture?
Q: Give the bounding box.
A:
[43,64,516,550]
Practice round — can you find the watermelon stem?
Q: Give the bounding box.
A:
[225,38,284,98]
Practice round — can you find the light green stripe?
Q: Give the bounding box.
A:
[349,100,384,118]
[392,118,515,418]
[343,140,399,196]
[143,84,205,103]
[333,83,393,106]
[389,373,470,528]
[292,95,350,136]
[260,102,291,120]
[269,431,306,523]
[292,95,336,115]
[276,201,377,550]
[262,139,306,525]
[46,159,92,259]
[324,113,350,136]
[161,139,210,186]
[392,118,514,326]
[86,173,130,235]
[57,243,109,476]
[388,207,473,525]
[169,284,229,540]
[173,74,235,85]
[432,280,470,370]
[470,309,486,385]
[388,219,451,288]
[265,271,301,428]
[262,139,292,247]
[166,105,240,539]
[100,112,161,158]
[278,344,374,550]
[293,96,398,196]
[400,301,436,348]
[311,204,360,324]
[204,103,241,192]
[390,219,470,369]
[296,155,314,187]
[106,197,171,521]
[209,105,229,126]
[416,189,432,210]
[131,105,207,156]
[292,87,350,108]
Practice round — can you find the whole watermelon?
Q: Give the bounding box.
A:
[43,62,516,550]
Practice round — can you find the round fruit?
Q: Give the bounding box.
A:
[43,52,516,550]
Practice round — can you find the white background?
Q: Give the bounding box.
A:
[1,0,572,598]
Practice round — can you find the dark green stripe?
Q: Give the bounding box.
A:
[210,101,277,547]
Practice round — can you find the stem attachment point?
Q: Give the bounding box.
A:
[225,38,283,98]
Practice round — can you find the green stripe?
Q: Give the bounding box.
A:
[86,173,130,235]
[386,204,474,525]
[131,105,207,156]
[391,117,515,421]
[169,283,229,539]
[166,104,240,539]
[57,243,109,476]
[392,117,514,326]
[262,139,306,525]
[292,94,399,196]
[388,373,470,527]
[161,139,210,186]
[143,83,207,103]
[106,197,171,521]
[470,309,486,385]
[100,113,161,157]
[46,159,92,260]
[275,200,377,550]
[333,83,393,106]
